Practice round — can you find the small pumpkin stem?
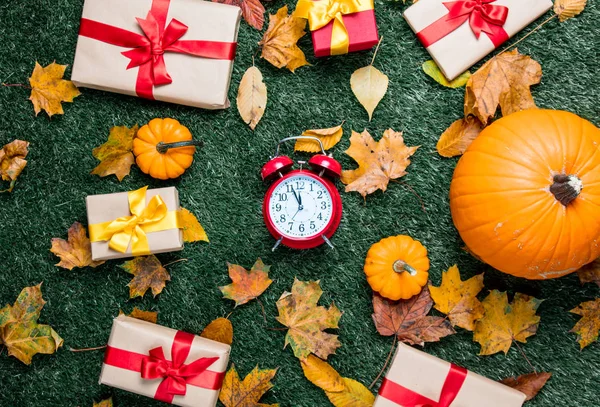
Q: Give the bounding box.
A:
[156,140,203,154]
[550,174,582,206]
[393,260,418,276]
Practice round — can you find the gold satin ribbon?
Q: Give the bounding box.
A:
[89,186,180,256]
[295,0,374,55]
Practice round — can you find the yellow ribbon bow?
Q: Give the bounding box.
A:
[89,186,179,256]
[295,0,373,55]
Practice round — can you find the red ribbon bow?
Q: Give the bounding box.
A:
[417,0,509,48]
[104,330,225,403]
[378,364,468,407]
[78,0,237,100]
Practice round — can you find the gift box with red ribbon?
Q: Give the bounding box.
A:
[295,0,379,57]
[373,343,526,407]
[403,0,552,81]
[99,316,230,407]
[71,0,241,109]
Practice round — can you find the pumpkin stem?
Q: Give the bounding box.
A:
[550,174,582,206]
[156,140,203,154]
[393,260,418,276]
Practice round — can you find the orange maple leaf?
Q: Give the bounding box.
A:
[219,365,278,407]
[50,222,105,270]
[341,129,419,197]
[120,255,170,298]
[201,317,234,345]
[570,298,600,349]
[219,259,272,307]
[28,62,80,117]
[259,6,309,73]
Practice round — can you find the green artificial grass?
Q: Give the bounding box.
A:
[0,0,599,406]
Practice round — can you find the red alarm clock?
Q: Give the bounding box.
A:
[261,136,343,251]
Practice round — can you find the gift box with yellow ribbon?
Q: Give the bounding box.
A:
[295,0,378,57]
[87,186,184,261]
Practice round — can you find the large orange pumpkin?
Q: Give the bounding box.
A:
[450,109,600,279]
[133,118,202,180]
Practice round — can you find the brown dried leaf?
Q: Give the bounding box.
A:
[570,298,600,349]
[219,365,279,407]
[0,139,29,192]
[219,259,273,307]
[554,0,587,22]
[295,123,344,153]
[237,66,267,130]
[500,372,552,401]
[577,259,600,287]
[259,6,309,73]
[276,279,342,360]
[120,307,158,323]
[372,287,455,346]
[213,0,265,30]
[473,291,542,355]
[179,207,209,243]
[120,255,170,298]
[90,125,137,182]
[436,117,485,158]
[50,222,105,270]
[464,49,541,124]
[201,317,234,345]
[28,62,80,117]
[341,129,419,197]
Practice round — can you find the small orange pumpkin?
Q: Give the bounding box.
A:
[364,235,430,300]
[450,109,600,279]
[133,118,202,180]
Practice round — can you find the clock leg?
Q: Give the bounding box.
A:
[271,237,283,252]
[321,235,335,249]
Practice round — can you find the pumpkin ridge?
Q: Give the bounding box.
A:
[462,149,549,178]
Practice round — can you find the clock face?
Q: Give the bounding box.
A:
[267,174,334,239]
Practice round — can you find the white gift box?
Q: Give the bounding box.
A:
[374,343,526,407]
[404,0,552,80]
[100,316,230,407]
[72,0,241,109]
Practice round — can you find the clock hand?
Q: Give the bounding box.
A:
[298,190,302,206]
[291,186,301,206]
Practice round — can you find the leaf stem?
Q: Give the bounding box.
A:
[512,340,537,374]
[498,14,557,55]
[2,83,31,89]
[266,327,287,331]
[69,345,107,352]
[370,36,384,66]
[370,336,397,389]
[163,258,188,268]
[257,298,267,323]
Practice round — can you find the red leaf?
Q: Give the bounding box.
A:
[213,0,265,30]
[500,372,552,401]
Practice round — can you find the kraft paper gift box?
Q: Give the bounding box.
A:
[71,0,241,109]
[403,0,553,81]
[86,186,184,261]
[100,316,230,407]
[295,0,379,57]
[374,343,527,407]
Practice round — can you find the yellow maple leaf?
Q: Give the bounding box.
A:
[237,66,267,130]
[429,265,484,331]
[259,6,309,73]
[325,378,375,407]
[219,259,273,307]
[422,60,471,89]
[0,284,63,365]
[91,125,138,181]
[28,62,80,117]
[570,298,600,349]
[464,49,541,124]
[0,139,29,193]
[554,0,587,22]
[179,207,209,243]
[219,365,279,407]
[119,255,170,298]
[341,129,419,198]
[436,117,485,158]
[473,290,542,355]
[50,222,105,270]
[93,398,113,407]
[119,307,158,324]
[276,279,342,360]
[295,123,344,153]
[200,317,234,345]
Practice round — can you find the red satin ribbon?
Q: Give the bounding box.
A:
[416,0,509,48]
[78,0,237,100]
[378,364,468,407]
[104,331,224,403]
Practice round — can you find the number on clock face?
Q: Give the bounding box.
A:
[268,175,333,238]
